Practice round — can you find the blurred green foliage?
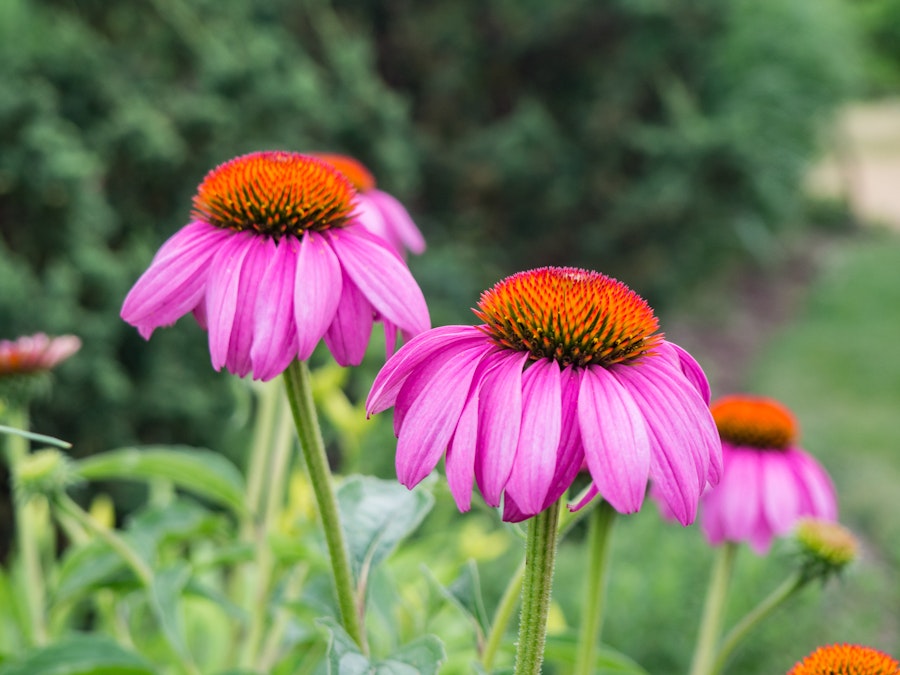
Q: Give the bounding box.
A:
[853,0,900,93]
[0,0,860,461]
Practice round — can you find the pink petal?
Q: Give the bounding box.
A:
[760,451,802,538]
[504,359,563,516]
[445,388,480,512]
[250,237,299,381]
[205,233,258,375]
[657,341,711,405]
[712,447,761,545]
[366,326,487,415]
[226,236,272,377]
[294,232,342,361]
[788,448,838,521]
[543,366,586,512]
[571,483,600,512]
[324,271,374,366]
[121,222,230,338]
[578,366,651,515]
[327,227,429,336]
[502,493,529,523]
[394,345,488,488]
[612,360,719,524]
[474,351,529,507]
[368,190,426,254]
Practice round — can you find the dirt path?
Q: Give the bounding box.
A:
[807,99,900,230]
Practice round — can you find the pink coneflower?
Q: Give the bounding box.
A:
[366,266,722,523]
[787,644,899,675]
[121,151,430,381]
[0,333,81,376]
[700,395,837,554]
[314,153,426,257]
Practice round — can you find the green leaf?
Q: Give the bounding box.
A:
[0,425,71,449]
[0,635,155,675]
[336,475,434,590]
[542,633,649,674]
[320,619,445,675]
[72,446,247,515]
[147,562,192,662]
[426,560,490,639]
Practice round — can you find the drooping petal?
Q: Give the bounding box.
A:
[474,351,529,507]
[445,386,481,512]
[613,359,719,524]
[657,341,711,405]
[121,222,231,338]
[570,482,600,512]
[368,189,426,254]
[367,326,487,415]
[578,365,651,515]
[250,237,299,381]
[760,450,802,538]
[324,270,374,366]
[716,447,761,545]
[543,366,586,513]
[505,359,563,516]
[205,232,257,374]
[789,448,838,521]
[502,493,529,523]
[294,232,342,361]
[225,235,272,377]
[393,344,488,488]
[328,226,429,336]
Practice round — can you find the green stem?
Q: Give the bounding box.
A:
[3,407,48,646]
[282,360,365,651]
[244,381,282,527]
[514,500,562,675]
[483,561,525,671]
[574,501,617,675]
[688,542,738,675]
[710,572,805,675]
[239,396,294,667]
[481,498,593,671]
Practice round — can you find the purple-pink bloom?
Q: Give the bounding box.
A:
[0,333,81,376]
[314,153,426,257]
[366,267,722,523]
[700,395,838,554]
[121,151,430,381]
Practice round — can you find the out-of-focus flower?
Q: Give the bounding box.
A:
[121,151,430,381]
[787,643,899,675]
[794,517,858,580]
[0,334,81,376]
[0,333,81,406]
[367,266,721,523]
[700,395,837,554]
[314,153,426,257]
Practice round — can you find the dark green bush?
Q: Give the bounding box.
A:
[0,0,859,461]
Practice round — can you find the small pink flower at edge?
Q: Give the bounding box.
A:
[0,334,81,376]
[699,395,838,554]
[366,266,722,524]
[120,151,430,381]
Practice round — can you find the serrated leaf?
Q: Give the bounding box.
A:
[320,619,445,675]
[375,635,445,675]
[0,635,155,675]
[336,475,434,590]
[73,447,247,515]
[441,560,490,637]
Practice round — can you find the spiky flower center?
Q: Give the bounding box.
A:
[192,151,356,237]
[474,267,663,368]
[312,153,376,193]
[788,644,899,675]
[711,395,797,450]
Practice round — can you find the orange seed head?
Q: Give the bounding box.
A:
[711,395,798,450]
[787,644,899,675]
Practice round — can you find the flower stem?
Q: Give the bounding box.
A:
[2,406,48,646]
[282,359,365,651]
[688,542,738,675]
[514,500,562,675]
[574,500,617,675]
[710,571,805,675]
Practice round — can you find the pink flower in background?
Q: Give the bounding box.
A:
[0,334,81,376]
[367,266,721,523]
[121,151,430,381]
[315,153,426,257]
[700,395,837,554]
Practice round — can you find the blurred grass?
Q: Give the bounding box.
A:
[544,227,900,673]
